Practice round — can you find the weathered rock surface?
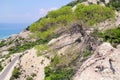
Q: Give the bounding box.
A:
[73,43,120,80]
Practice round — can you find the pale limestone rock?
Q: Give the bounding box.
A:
[73,42,120,80]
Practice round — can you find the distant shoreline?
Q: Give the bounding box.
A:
[0,33,17,41]
[0,23,29,41]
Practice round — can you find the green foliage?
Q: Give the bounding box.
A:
[29,4,115,41]
[0,40,13,47]
[75,4,115,25]
[0,63,3,71]
[44,53,75,80]
[26,76,33,80]
[39,26,56,40]
[102,27,120,45]
[30,18,56,32]
[50,54,60,67]
[10,68,20,79]
[107,0,120,11]
[91,27,120,47]
[48,6,72,18]
[35,44,48,57]
[29,6,74,40]
[0,41,6,47]
[31,73,37,77]
[56,14,76,25]
[83,50,91,58]
[44,67,73,80]
[8,39,48,54]
[29,23,41,32]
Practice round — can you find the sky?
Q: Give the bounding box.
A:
[0,0,72,23]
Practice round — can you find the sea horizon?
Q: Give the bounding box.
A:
[0,23,30,40]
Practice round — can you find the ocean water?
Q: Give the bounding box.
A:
[0,23,30,39]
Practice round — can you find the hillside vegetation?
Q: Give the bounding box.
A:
[27,3,116,80]
[3,1,119,80]
[107,0,120,11]
[29,4,115,41]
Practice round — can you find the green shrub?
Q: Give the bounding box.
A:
[0,40,6,47]
[50,54,60,67]
[29,23,41,32]
[10,68,20,79]
[26,76,33,80]
[31,73,36,77]
[44,53,74,80]
[107,0,120,11]
[0,63,3,71]
[8,39,48,54]
[75,4,115,25]
[39,26,56,40]
[102,27,120,45]
[83,50,91,58]
[48,6,72,18]
[56,14,76,25]
[29,6,73,33]
[30,18,56,32]
[44,67,73,80]
[29,4,115,41]
[91,27,120,47]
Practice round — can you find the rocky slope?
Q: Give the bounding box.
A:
[73,42,120,80]
[0,0,120,80]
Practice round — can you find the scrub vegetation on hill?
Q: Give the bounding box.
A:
[29,4,115,41]
[28,5,115,79]
[91,26,120,47]
[8,39,48,54]
[107,0,120,11]
[102,27,120,47]
[5,1,118,80]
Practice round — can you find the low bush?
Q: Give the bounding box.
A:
[0,63,3,71]
[91,27,120,47]
[31,73,36,77]
[102,27,120,46]
[10,68,20,80]
[44,67,73,80]
[26,76,33,80]
[48,6,72,18]
[8,39,48,54]
[107,0,120,11]
[75,4,115,25]
[83,50,91,58]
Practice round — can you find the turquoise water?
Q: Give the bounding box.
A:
[0,23,30,39]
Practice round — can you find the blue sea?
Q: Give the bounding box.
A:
[0,23,30,39]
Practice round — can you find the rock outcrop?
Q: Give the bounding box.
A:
[73,43,120,80]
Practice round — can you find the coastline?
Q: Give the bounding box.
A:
[0,23,30,41]
[0,32,19,41]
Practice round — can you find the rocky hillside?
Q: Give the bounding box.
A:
[0,0,120,80]
[73,42,120,80]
